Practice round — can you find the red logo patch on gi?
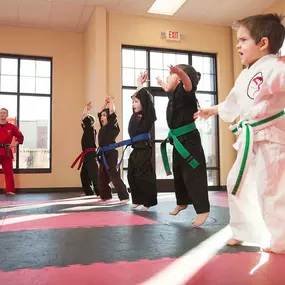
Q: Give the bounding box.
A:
[247,72,263,99]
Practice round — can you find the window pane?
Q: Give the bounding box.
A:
[20,76,36,93]
[203,56,215,74]
[0,94,17,117]
[122,49,135,68]
[198,74,215,92]
[163,53,176,69]
[1,58,18,75]
[135,50,147,69]
[0,75,17,92]
[192,55,203,72]
[154,96,168,140]
[122,68,135,86]
[0,95,17,169]
[19,96,50,169]
[196,93,218,168]
[155,143,173,179]
[192,55,215,75]
[150,52,163,69]
[150,69,163,87]
[36,77,51,94]
[20,59,36,76]
[36,61,51,77]
[176,54,189,65]
[207,170,219,186]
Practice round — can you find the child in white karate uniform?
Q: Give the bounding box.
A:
[196,13,285,253]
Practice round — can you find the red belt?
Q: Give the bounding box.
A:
[71,148,96,170]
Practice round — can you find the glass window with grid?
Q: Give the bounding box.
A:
[122,47,219,186]
[0,55,52,172]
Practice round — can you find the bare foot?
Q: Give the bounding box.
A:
[141,206,149,211]
[227,239,242,246]
[6,192,16,196]
[169,205,188,216]
[131,204,140,209]
[120,199,130,204]
[192,212,209,227]
[261,247,272,253]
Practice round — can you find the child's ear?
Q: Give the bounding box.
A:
[259,37,269,52]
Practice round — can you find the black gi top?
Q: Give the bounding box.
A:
[98,111,119,147]
[128,88,157,138]
[81,116,97,151]
[166,80,200,130]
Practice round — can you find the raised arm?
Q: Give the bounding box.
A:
[156,76,168,92]
[108,97,115,114]
[81,101,92,120]
[170,65,192,92]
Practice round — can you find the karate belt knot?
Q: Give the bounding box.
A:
[98,133,151,170]
[71,148,97,170]
[160,122,199,176]
[229,109,285,196]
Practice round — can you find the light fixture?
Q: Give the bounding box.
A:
[148,0,187,16]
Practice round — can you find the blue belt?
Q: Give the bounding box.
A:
[99,133,151,170]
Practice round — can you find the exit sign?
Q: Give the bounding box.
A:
[166,30,181,41]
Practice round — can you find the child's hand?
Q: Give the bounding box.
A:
[86,101,92,111]
[194,107,215,120]
[105,96,111,104]
[137,71,148,87]
[277,56,285,63]
[156,76,163,86]
[169,65,182,76]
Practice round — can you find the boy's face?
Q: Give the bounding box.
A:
[236,26,267,66]
[100,111,108,126]
[132,97,142,113]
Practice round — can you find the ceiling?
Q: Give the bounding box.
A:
[0,0,280,32]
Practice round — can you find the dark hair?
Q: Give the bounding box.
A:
[233,13,285,54]
[0,108,8,114]
[176,64,201,88]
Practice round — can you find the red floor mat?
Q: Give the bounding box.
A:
[0,211,158,232]
[0,258,174,285]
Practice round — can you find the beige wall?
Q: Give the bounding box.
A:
[265,0,285,13]
[0,26,84,188]
[108,12,236,184]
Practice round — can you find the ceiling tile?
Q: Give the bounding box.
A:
[18,0,51,25]
[49,0,84,29]
[0,0,18,21]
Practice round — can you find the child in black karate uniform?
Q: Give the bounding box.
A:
[157,64,210,226]
[98,97,129,203]
[79,101,100,196]
[128,72,158,211]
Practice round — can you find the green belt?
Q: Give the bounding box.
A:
[230,109,285,195]
[160,122,199,176]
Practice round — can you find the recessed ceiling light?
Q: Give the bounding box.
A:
[148,0,187,16]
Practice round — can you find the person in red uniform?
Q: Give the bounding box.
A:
[0,108,24,195]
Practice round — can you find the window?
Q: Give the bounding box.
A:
[0,55,52,173]
[122,46,219,188]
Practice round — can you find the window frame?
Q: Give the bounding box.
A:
[0,53,53,174]
[121,45,220,187]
